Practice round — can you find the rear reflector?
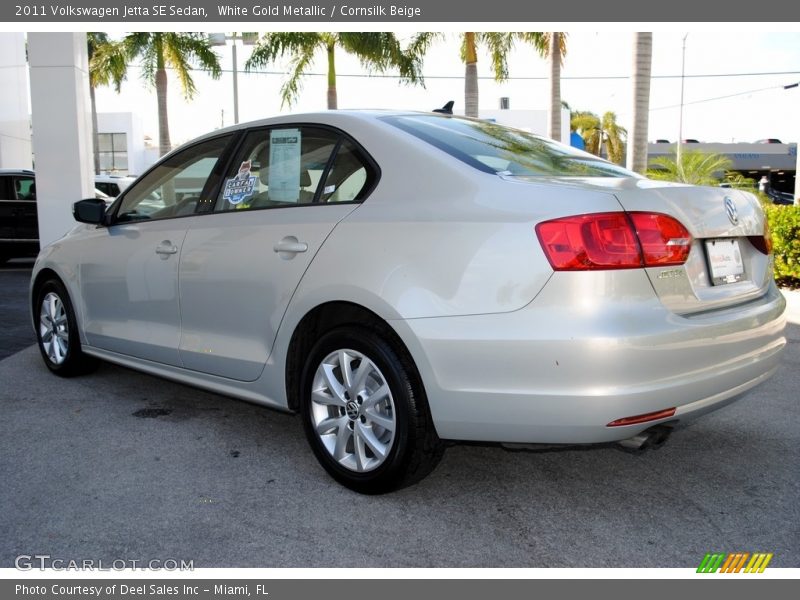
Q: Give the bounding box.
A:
[536,212,692,271]
[607,407,676,427]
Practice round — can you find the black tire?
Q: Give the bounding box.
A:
[34,279,98,377]
[300,326,444,494]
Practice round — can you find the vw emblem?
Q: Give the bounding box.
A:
[345,401,360,420]
[724,197,739,226]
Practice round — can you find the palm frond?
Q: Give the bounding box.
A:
[517,32,548,56]
[540,32,568,63]
[88,35,127,91]
[280,45,317,107]
[648,150,733,185]
[245,32,322,69]
[406,32,442,60]
[162,34,198,99]
[478,32,514,81]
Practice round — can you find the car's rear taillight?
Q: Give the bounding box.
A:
[748,218,773,255]
[629,212,692,266]
[535,212,692,271]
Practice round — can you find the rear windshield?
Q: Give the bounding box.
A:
[382,114,636,178]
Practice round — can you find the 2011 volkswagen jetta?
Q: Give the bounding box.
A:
[30,111,787,493]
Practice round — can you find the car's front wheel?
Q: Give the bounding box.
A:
[300,327,444,494]
[35,279,97,376]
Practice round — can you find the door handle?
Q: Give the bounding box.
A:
[155,241,178,258]
[273,236,308,256]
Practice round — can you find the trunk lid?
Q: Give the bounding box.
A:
[510,175,772,315]
[610,179,771,315]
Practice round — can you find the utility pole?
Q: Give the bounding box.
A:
[787,82,799,205]
[677,33,689,168]
[209,33,257,125]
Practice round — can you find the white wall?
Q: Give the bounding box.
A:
[0,33,32,169]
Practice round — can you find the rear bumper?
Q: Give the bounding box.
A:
[394,270,787,444]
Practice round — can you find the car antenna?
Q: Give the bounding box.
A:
[432,101,454,115]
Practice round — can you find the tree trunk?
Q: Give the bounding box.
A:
[548,33,561,141]
[327,43,337,110]
[90,83,100,174]
[464,32,479,118]
[156,67,171,156]
[627,32,653,174]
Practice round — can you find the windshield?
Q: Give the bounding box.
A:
[383,114,637,178]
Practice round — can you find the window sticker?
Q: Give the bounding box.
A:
[222,160,258,205]
[268,128,302,202]
[324,184,336,194]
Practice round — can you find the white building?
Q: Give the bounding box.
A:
[0,33,32,169]
[96,112,158,176]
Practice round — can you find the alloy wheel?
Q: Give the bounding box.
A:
[40,292,69,365]
[310,349,396,472]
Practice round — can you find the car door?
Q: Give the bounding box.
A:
[178,126,377,381]
[0,174,37,242]
[13,175,39,241]
[78,134,235,366]
[0,175,16,241]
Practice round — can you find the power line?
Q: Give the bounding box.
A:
[124,63,800,81]
[117,63,798,114]
[232,68,800,81]
[649,84,785,111]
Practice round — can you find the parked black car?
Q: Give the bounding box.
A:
[0,169,109,263]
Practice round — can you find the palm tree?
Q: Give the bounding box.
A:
[87,33,127,174]
[598,111,627,165]
[571,110,628,164]
[245,33,424,110]
[105,33,221,156]
[410,32,521,118]
[647,150,733,186]
[547,32,564,141]
[626,33,653,174]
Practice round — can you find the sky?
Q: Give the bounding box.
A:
[89,30,800,147]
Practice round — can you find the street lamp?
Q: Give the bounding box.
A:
[677,33,689,166]
[209,33,257,125]
[787,82,799,205]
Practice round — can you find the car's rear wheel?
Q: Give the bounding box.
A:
[300,327,444,494]
[35,279,97,376]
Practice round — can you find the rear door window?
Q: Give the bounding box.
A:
[319,140,375,203]
[214,126,339,212]
[13,177,36,200]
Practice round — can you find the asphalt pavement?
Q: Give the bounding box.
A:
[0,259,36,360]
[0,262,798,568]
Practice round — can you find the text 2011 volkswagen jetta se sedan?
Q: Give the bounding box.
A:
[31,111,786,493]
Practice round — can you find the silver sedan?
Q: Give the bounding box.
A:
[30,111,787,493]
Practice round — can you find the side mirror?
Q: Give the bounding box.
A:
[72,198,107,224]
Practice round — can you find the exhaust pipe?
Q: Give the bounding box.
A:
[617,424,673,450]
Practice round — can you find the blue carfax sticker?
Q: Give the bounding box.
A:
[223,160,258,205]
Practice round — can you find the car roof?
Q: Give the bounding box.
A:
[191,110,428,141]
[166,110,459,161]
[0,168,35,175]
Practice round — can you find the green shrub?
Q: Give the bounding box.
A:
[764,204,800,288]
